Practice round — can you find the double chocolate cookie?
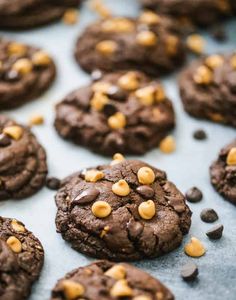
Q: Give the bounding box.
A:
[0,38,56,109]
[51,260,174,300]
[0,0,80,29]
[210,139,236,205]
[0,217,44,300]
[0,115,47,200]
[75,13,185,76]
[179,53,236,127]
[55,159,191,261]
[55,71,175,156]
[140,0,233,26]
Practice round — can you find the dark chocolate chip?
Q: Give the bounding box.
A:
[193,129,207,140]
[91,69,103,81]
[127,220,144,240]
[200,208,218,223]
[212,26,227,42]
[0,134,11,147]
[71,187,100,207]
[186,187,203,203]
[136,185,154,199]
[206,224,224,240]
[166,195,185,213]
[46,177,61,190]
[103,103,117,117]
[227,72,236,93]
[4,70,21,82]
[107,85,127,101]
[181,262,198,281]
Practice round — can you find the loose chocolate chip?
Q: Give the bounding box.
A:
[0,134,11,147]
[227,72,236,93]
[212,26,227,42]
[136,185,155,199]
[91,69,103,81]
[181,262,198,281]
[193,129,207,140]
[46,177,61,190]
[206,224,224,240]
[71,188,100,207]
[107,85,127,101]
[103,103,117,117]
[185,187,203,203]
[4,70,21,82]
[200,208,218,223]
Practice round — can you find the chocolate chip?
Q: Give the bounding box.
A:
[0,134,11,147]
[91,69,103,81]
[193,129,207,140]
[107,85,127,101]
[211,26,227,42]
[206,224,224,240]
[227,72,236,93]
[127,220,143,240]
[46,177,61,190]
[103,103,117,117]
[185,187,203,203]
[200,208,218,223]
[181,262,198,281]
[4,70,21,82]
[71,188,100,207]
[136,185,154,199]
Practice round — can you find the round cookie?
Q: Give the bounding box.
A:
[0,115,48,200]
[55,159,191,261]
[0,0,80,29]
[210,139,236,205]
[55,71,175,156]
[140,0,233,26]
[0,38,56,109]
[75,13,186,76]
[51,260,174,300]
[179,53,236,127]
[0,217,44,300]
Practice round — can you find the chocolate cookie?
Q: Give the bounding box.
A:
[75,13,186,76]
[51,260,174,300]
[55,159,191,261]
[179,53,236,127]
[0,38,56,109]
[0,115,47,200]
[0,0,80,29]
[55,71,175,156]
[0,217,44,300]
[140,0,233,26]
[210,139,236,205]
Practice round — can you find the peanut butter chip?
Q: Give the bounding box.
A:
[110,279,133,297]
[96,40,118,55]
[105,265,126,280]
[110,153,125,165]
[118,72,139,91]
[193,65,213,85]
[134,296,152,300]
[231,54,236,69]
[155,85,166,102]
[205,54,224,69]
[159,136,176,154]
[8,42,27,56]
[184,237,206,257]
[92,201,112,218]
[139,11,160,25]
[102,18,135,32]
[90,92,109,111]
[63,8,78,25]
[6,236,22,253]
[186,34,205,54]
[136,31,158,47]
[138,200,156,220]
[32,51,51,67]
[29,114,44,126]
[226,147,236,165]
[62,280,85,300]
[11,219,25,232]
[108,112,126,129]
[12,58,33,75]
[85,169,104,182]
[112,179,130,196]
[137,167,155,185]
[3,126,23,140]
[135,86,155,106]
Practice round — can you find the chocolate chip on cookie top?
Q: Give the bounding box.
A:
[55,71,175,156]
[75,14,185,76]
[179,53,236,127]
[0,115,48,200]
[51,260,174,300]
[210,139,236,204]
[0,217,44,300]
[0,38,56,109]
[55,159,191,261]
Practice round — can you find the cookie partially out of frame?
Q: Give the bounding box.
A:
[0,38,56,109]
[210,139,236,205]
[55,159,191,261]
[0,115,47,200]
[51,260,174,300]
[179,53,236,127]
[54,70,175,156]
[75,13,186,76]
[0,217,44,300]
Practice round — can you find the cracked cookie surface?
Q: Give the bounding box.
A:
[55,159,191,261]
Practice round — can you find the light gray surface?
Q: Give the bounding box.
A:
[0,1,236,299]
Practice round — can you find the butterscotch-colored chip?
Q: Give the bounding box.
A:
[90,92,109,111]
[63,8,78,25]
[135,86,155,106]
[6,236,22,253]
[159,136,176,154]
[230,54,236,69]
[3,126,23,140]
[226,147,236,165]
[137,167,155,185]
[102,18,135,32]
[96,40,118,55]
[209,113,224,122]
[110,279,133,297]
[11,219,25,233]
[186,34,205,55]
[205,54,224,69]
[184,237,206,257]
[29,114,44,126]
[110,153,125,165]
[62,280,85,300]
[155,85,166,102]
[100,225,110,238]
[193,65,213,85]
[136,31,158,47]
[32,51,51,67]
[90,0,111,18]
[118,72,139,91]
[138,200,156,220]
[92,81,111,93]
[108,112,126,130]
[85,169,104,182]
[112,179,130,196]
[8,42,27,56]
[92,201,112,218]
[156,292,164,300]
[166,35,179,56]
[133,296,152,300]
[12,58,33,75]
[105,265,126,280]
[139,11,160,25]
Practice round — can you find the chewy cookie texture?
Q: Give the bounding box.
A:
[55,70,175,156]
[75,13,186,76]
[0,38,56,109]
[55,159,191,261]
[0,115,48,200]
[179,53,236,127]
[0,217,44,300]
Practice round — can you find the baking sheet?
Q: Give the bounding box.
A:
[0,1,236,299]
